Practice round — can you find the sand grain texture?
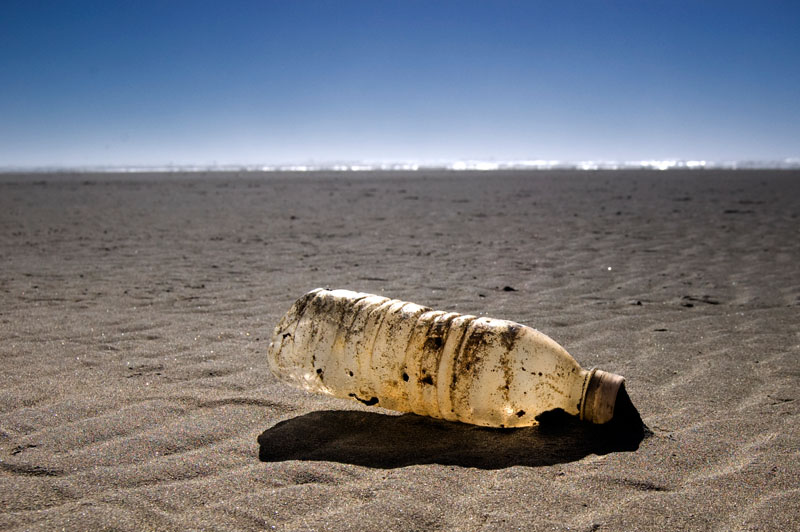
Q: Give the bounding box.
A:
[1,170,798,531]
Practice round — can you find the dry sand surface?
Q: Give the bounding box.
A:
[1,170,798,531]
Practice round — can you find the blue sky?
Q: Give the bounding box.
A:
[1,1,799,167]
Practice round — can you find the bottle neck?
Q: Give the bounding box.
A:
[580,368,625,424]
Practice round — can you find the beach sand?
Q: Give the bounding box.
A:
[1,170,798,531]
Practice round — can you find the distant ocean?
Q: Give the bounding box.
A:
[2,159,799,173]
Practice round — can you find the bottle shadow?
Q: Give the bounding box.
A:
[258,387,649,469]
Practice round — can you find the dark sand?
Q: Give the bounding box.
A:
[1,170,798,531]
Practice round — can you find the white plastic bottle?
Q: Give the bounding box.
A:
[268,288,624,428]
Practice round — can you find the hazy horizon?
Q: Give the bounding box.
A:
[2,1,798,168]
[3,158,800,174]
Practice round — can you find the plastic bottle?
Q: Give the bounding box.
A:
[268,288,624,428]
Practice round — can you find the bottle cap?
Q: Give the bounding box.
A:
[580,368,625,424]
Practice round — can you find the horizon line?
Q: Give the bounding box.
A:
[2,158,800,174]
